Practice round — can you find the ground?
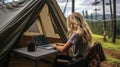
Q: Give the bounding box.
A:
[101,49,120,67]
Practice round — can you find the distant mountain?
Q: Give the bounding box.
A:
[88,14,120,21]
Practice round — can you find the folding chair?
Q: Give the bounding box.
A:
[84,42,106,67]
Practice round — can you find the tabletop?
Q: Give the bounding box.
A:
[13,47,58,60]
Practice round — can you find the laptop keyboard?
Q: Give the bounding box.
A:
[37,44,53,50]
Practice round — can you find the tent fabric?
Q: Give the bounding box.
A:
[24,0,67,40]
[0,0,67,67]
[48,0,67,42]
[0,0,45,66]
[24,3,66,39]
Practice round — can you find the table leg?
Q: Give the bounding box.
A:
[35,59,39,67]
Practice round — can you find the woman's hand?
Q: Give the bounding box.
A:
[51,44,57,49]
[51,43,64,49]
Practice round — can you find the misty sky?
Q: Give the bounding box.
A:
[57,0,120,17]
[2,0,120,17]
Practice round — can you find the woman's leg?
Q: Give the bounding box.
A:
[53,55,72,67]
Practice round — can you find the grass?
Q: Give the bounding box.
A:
[92,34,120,64]
[92,34,120,51]
[106,55,120,63]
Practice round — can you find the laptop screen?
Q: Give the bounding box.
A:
[33,35,49,46]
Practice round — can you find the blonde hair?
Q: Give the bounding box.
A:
[67,12,92,44]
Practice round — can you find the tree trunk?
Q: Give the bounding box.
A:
[82,10,85,18]
[112,0,116,43]
[72,0,75,13]
[109,0,114,38]
[102,0,107,41]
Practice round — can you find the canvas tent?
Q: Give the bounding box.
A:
[0,0,67,67]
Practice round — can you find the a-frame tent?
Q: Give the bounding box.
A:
[0,0,67,66]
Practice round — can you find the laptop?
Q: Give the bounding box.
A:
[33,35,53,49]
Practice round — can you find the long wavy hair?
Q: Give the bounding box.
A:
[67,12,92,45]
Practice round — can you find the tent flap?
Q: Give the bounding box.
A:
[0,0,67,67]
[0,0,45,66]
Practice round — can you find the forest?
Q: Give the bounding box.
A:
[88,20,120,39]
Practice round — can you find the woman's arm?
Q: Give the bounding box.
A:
[51,33,78,53]
[51,42,72,53]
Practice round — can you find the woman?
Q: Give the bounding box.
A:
[51,12,92,66]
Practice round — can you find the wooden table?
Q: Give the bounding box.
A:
[13,47,57,67]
